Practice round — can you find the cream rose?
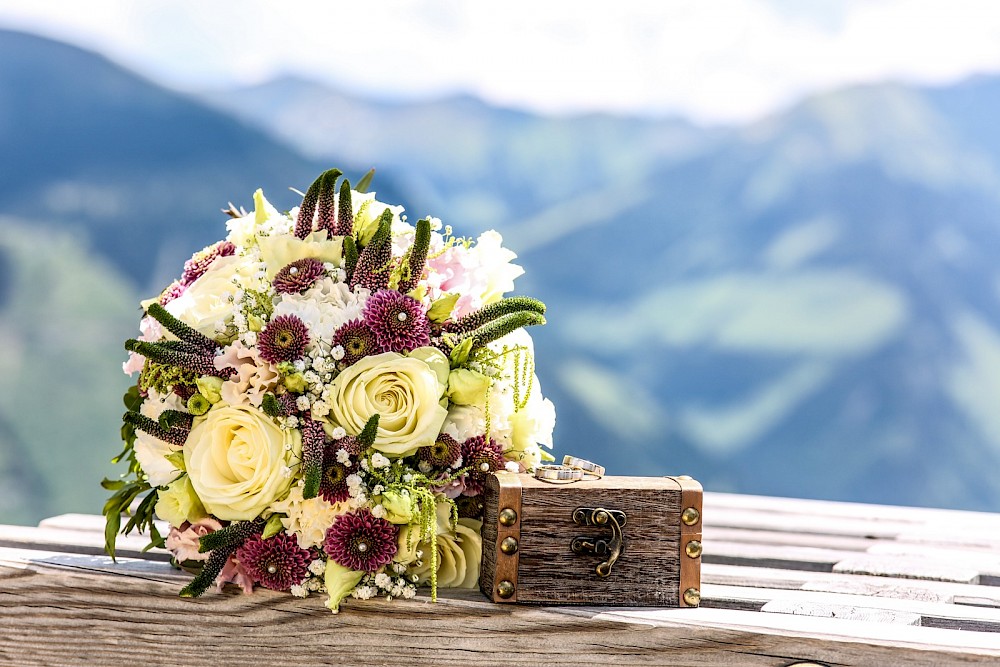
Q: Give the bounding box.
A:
[397,517,482,589]
[165,255,255,338]
[327,351,448,457]
[184,405,301,521]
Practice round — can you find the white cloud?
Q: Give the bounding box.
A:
[2,0,1000,122]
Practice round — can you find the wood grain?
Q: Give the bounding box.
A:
[7,487,1000,665]
[0,557,998,666]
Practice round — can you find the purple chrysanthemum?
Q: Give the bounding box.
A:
[362,289,431,353]
[419,433,462,469]
[273,258,326,295]
[324,509,398,572]
[181,241,236,286]
[320,449,355,504]
[258,314,310,364]
[333,319,380,366]
[235,531,312,591]
[461,435,504,496]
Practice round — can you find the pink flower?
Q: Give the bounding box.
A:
[122,316,165,376]
[165,517,223,563]
[215,554,254,594]
[432,475,466,499]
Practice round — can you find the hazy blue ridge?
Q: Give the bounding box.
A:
[4,27,1000,522]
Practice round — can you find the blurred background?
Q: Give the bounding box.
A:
[2,0,1000,524]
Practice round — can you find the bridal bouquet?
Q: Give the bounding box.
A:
[104,168,555,611]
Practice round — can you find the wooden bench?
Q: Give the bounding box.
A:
[1,492,999,665]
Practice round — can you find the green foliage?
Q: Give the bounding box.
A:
[343,235,359,281]
[427,293,459,324]
[355,168,375,193]
[358,414,380,449]
[138,360,198,395]
[102,385,164,560]
[262,513,285,539]
[261,392,285,417]
[448,337,474,368]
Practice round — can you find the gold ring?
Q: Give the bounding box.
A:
[534,464,584,483]
[562,455,605,478]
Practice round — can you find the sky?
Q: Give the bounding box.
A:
[2,0,1000,123]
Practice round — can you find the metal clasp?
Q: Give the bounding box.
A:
[571,507,626,577]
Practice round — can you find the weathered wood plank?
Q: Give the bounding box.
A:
[702,583,1000,632]
[833,556,982,584]
[0,523,169,561]
[758,601,922,626]
[2,560,1000,666]
[703,563,1000,606]
[705,492,1000,528]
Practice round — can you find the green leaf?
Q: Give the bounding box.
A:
[164,450,186,472]
[123,385,143,411]
[262,513,285,540]
[101,478,126,491]
[104,510,121,561]
[427,293,459,324]
[355,168,375,193]
[449,337,474,369]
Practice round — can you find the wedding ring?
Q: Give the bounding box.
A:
[534,464,584,483]
[562,455,605,478]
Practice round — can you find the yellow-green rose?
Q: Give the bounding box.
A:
[184,405,301,521]
[327,351,448,457]
[447,368,491,406]
[154,475,207,528]
[397,517,482,589]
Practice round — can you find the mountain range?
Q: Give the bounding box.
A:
[2,28,1000,522]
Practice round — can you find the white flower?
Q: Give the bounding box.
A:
[371,453,390,469]
[270,486,346,549]
[290,584,308,598]
[133,389,186,487]
[273,279,367,348]
[331,426,347,440]
[165,255,256,337]
[374,572,392,589]
[371,504,387,519]
[225,189,293,248]
[309,559,327,576]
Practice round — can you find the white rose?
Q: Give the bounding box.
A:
[165,255,254,338]
[184,405,301,521]
[326,351,448,457]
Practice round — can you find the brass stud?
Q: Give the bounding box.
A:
[498,508,517,526]
[500,537,519,555]
[681,507,700,526]
[685,540,703,559]
[497,580,515,599]
[683,587,701,606]
[594,510,609,525]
